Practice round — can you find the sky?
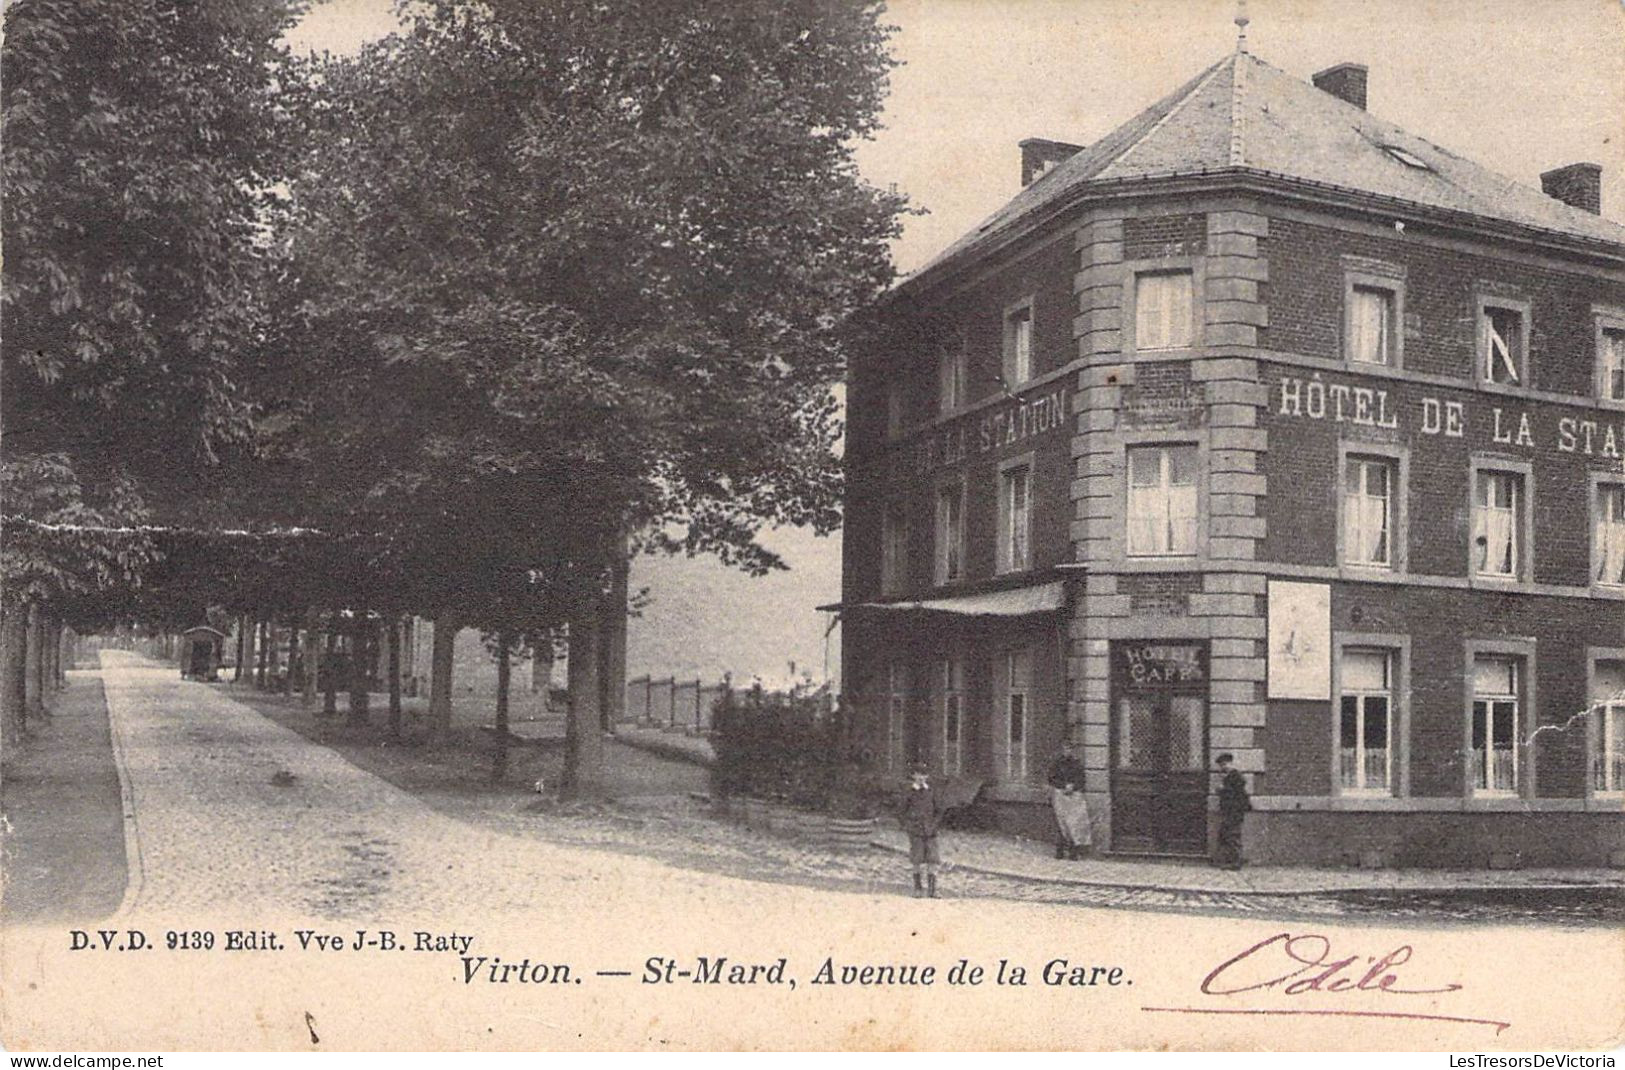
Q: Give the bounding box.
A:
[284,0,1625,684]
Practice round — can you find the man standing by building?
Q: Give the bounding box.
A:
[899,763,943,897]
[1214,753,1250,870]
[1046,740,1090,860]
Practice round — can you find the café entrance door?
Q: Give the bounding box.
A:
[1110,640,1209,855]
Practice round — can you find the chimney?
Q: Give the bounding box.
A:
[1312,63,1368,111]
[1020,138,1085,187]
[1540,162,1602,215]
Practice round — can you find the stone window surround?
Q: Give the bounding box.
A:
[1466,454,1535,588]
[1111,431,1211,565]
[1474,292,1533,392]
[996,450,1037,576]
[1336,440,1411,577]
[1462,637,1538,800]
[1592,472,1625,594]
[1586,646,1625,801]
[1342,261,1407,371]
[1331,632,1412,799]
[1120,255,1207,360]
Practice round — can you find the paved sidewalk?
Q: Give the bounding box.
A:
[871,825,1625,895]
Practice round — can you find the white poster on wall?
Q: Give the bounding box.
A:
[1267,580,1331,700]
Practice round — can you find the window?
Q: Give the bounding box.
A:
[942,658,964,775]
[881,505,909,595]
[885,381,905,439]
[1134,271,1193,350]
[1603,328,1625,402]
[1343,456,1393,568]
[1002,649,1031,781]
[1348,285,1397,366]
[938,345,965,415]
[1126,444,1198,556]
[998,464,1032,573]
[1473,470,1523,579]
[1471,656,1520,796]
[1597,484,1625,588]
[886,662,908,771]
[934,481,965,584]
[1591,661,1625,797]
[1004,302,1034,386]
[1339,649,1392,794]
[1480,303,1526,385]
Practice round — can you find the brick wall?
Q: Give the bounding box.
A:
[1262,217,1625,395]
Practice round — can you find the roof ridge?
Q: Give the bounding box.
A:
[1229,51,1248,166]
[1109,54,1234,176]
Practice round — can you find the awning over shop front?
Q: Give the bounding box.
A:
[827,580,1066,619]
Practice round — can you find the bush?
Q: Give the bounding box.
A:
[710,682,835,808]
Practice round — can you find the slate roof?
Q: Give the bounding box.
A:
[911,50,1625,283]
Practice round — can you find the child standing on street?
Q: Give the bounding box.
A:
[899,762,943,897]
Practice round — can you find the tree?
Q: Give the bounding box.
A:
[1,0,305,497]
[271,0,908,792]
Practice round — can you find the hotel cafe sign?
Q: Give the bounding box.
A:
[1275,372,1625,457]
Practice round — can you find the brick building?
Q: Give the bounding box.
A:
[837,46,1625,866]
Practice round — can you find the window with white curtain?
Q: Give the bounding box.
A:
[1339,649,1392,793]
[881,505,909,595]
[1344,456,1393,567]
[935,482,964,584]
[1473,470,1522,578]
[1602,328,1625,401]
[1002,649,1032,781]
[1135,271,1193,350]
[999,464,1032,573]
[1348,286,1395,366]
[938,345,965,415]
[1482,305,1524,385]
[1005,303,1033,386]
[1126,445,1198,556]
[1596,484,1625,588]
[1591,661,1625,797]
[1471,656,1520,796]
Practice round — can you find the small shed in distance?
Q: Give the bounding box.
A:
[180,625,227,681]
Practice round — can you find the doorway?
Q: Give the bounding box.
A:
[1110,640,1209,855]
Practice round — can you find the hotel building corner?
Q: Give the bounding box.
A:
[834,51,1625,867]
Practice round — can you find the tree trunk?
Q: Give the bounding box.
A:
[427,613,459,741]
[255,618,269,689]
[598,555,629,733]
[347,615,370,725]
[321,621,338,716]
[283,621,299,696]
[387,617,403,738]
[530,630,553,702]
[493,633,511,783]
[234,615,247,682]
[562,609,605,799]
[301,623,318,708]
[1,603,28,747]
[24,602,44,720]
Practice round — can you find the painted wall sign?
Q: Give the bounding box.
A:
[1267,580,1331,700]
[1115,641,1208,690]
[894,387,1068,474]
[1273,372,1624,458]
[1120,382,1208,429]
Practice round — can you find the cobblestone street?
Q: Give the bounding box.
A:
[98,652,1623,927]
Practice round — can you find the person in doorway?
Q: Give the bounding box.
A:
[899,762,943,897]
[1046,739,1091,860]
[1214,752,1251,870]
